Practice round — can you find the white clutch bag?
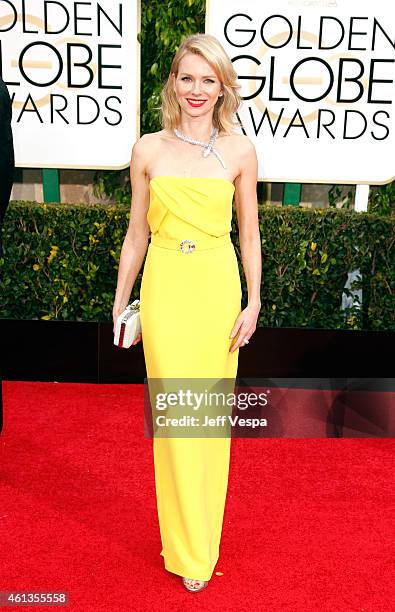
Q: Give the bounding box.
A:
[113,299,141,348]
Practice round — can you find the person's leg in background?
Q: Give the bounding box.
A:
[0,75,15,259]
[0,76,15,434]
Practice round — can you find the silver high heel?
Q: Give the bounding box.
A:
[182,577,209,593]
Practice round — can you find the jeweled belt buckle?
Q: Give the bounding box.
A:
[180,239,195,254]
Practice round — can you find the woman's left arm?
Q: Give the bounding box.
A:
[229,137,262,352]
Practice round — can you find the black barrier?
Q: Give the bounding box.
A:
[0,320,394,437]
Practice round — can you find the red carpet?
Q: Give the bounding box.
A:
[0,381,393,611]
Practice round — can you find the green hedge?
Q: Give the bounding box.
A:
[0,201,394,330]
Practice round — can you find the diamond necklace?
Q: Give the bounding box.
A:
[173,127,227,169]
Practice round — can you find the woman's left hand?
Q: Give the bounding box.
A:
[229,302,261,352]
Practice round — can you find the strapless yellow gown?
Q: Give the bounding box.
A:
[139,176,242,581]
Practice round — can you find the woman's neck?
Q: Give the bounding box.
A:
[176,122,215,142]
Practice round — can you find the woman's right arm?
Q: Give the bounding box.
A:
[112,134,151,332]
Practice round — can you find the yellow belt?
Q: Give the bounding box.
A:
[150,233,232,253]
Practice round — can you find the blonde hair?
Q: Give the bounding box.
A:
[158,33,243,135]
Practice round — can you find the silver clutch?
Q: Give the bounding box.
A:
[113,299,141,348]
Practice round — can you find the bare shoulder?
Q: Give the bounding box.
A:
[132,131,161,151]
[131,131,162,168]
[223,133,257,179]
[230,133,256,152]
[221,132,256,158]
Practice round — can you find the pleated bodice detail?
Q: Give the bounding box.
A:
[147,176,235,241]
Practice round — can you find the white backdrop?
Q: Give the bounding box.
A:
[206,0,395,184]
[0,0,139,169]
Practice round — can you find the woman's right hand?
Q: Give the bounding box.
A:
[112,306,142,346]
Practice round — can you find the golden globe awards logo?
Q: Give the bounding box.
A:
[0,0,139,169]
[207,0,395,184]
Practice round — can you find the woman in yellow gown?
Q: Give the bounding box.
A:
[113,34,261,593]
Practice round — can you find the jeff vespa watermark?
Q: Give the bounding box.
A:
[144,377,269,438]
[143,378,395,438]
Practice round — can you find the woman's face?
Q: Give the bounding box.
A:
[172,53,222,119]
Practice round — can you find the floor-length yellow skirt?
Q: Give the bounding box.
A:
[139,176,241,581]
